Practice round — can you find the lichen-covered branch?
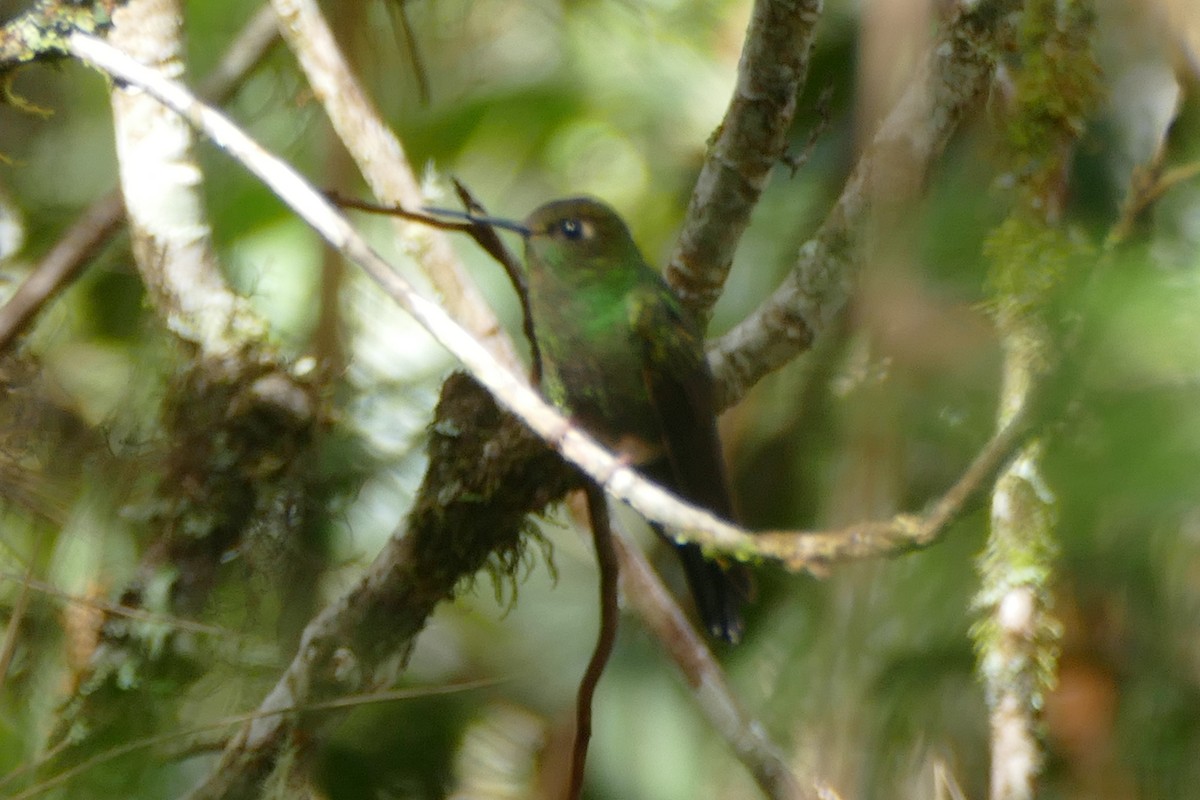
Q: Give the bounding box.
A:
[666,0,823,326]
[973,331,1059,800]
[970,2,1100,797]
[0,0,118,74]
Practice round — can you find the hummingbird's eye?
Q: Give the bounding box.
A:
[557,218,587,241]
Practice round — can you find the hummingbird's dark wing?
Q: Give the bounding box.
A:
[629,284,751,643]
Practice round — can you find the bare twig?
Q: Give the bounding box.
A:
[0,197,123,352]
[330,186,542,381]
[666,0,823,324]
[0,570,253,640]
[449,179,544,384]
[385,0,431,104]
[0,529,45,684]
[782,86,834,177]
[1107,159,1200,247]
[567,485,621,800]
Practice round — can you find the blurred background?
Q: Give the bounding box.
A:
[1,0,1199,797]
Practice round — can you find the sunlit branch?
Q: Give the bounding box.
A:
[0,5,279,352]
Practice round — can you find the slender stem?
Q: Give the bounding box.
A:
[567,484,621,800]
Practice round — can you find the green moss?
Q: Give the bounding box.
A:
[0,0,120,76]
[1004,0,1101,190]
[983,214,1093,324]
[970,456,1062,708]
[983,0,1101,328]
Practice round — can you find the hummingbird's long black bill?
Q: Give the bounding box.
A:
[421,206,531,237]
[421,197,544,384]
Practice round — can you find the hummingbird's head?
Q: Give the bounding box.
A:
[521,197,644,275]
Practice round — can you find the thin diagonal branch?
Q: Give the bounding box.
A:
[612,529,811,800]
[0,198,123,351]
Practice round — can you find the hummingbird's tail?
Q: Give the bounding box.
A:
[661,528,752,644]
[638,455,751,644]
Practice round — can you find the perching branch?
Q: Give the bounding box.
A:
[329,186,542,380]
[67,28,1034,576]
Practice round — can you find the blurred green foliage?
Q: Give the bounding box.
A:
[1,0,1199,798]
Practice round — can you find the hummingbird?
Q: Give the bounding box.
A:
[469,196,750,643]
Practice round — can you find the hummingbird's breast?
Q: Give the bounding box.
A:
[530,278,663,461]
